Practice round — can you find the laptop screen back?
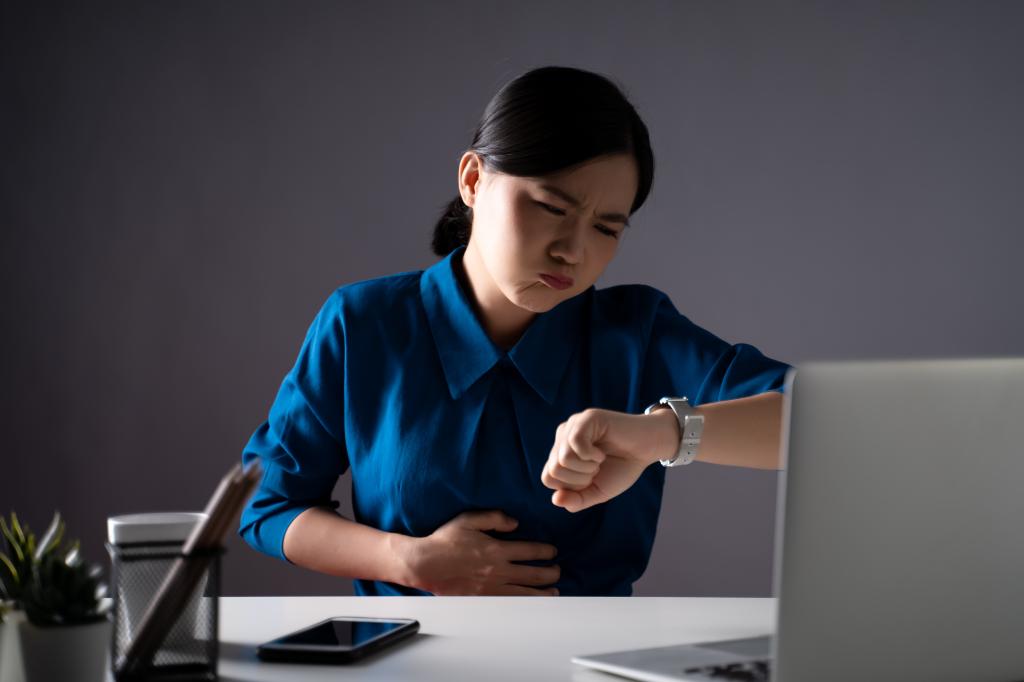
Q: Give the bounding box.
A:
[773,359,1024,682]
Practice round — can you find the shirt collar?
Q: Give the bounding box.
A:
[420,247,586,404]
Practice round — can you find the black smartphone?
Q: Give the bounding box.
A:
[256,616,420,664]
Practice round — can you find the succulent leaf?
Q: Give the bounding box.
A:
[1,518,25,565]
[10,513,25,546]
[0,555,18,599]
[34,512,64,562]
[0,552,17,584]
[0,516,16,550]
[64,542,81,567]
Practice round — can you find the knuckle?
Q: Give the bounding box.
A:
[567,425,588,447]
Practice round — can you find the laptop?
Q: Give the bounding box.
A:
[574,359,1024,682]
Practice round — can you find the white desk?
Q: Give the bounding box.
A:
[218,597,775,681]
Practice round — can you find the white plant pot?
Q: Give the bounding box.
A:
[16,617,112,682]
[0,610,26,682]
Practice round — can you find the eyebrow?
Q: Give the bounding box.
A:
[539,184,631,226]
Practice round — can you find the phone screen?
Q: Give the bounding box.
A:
[272,618,410,650]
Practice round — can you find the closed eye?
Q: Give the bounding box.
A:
[535,201,567,216]
[536,199,622,238]
[536,200,620,239]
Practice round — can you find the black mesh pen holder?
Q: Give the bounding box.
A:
[107,542,222,682]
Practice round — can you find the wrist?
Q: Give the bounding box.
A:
[386,532,422,590]
[644,407,681,464]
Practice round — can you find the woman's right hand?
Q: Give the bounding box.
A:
[396,510,560,596]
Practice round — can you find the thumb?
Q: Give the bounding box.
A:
[551,486,607,514]
[548,485,589,512]
[552,489,584,513]
[458,510,519,532]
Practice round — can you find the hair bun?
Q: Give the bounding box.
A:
[431,195,472,256]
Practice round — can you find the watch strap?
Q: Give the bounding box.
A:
[644,397,703,466]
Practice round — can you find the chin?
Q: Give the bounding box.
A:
[510,286,574,314]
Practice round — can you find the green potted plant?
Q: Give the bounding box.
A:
[0,511,111,682]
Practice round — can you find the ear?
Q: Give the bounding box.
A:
[457,151,483,207]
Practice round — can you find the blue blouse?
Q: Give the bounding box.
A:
[239,247,789,596]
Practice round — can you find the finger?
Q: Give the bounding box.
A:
[541,460,581,491]
[495,584,560,597]
[564,411,607,464]
[542,462,593,490]
[541,430,567,490]
[501,541,558,562]
[457,510,518,532]
[556,447,602,474]
[541,421,601,491]
[506,563,561,587]
[544,422,569,476]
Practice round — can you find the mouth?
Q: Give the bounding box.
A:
[539,273,574,290]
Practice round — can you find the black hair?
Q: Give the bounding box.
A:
[431,66,655,257]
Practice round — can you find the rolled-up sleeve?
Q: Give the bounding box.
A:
[641,293,790,407]
[239,292,349,562]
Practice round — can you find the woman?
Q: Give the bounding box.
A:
[239,66,789,597]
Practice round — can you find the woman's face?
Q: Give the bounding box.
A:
[460,152,639,314]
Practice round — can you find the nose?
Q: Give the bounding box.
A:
[549,218,585,266]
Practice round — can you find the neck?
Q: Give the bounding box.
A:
[459,243,536,351]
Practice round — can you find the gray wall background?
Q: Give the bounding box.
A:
[2,1,1021,597]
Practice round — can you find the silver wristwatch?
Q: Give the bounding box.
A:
[644,397,704,467]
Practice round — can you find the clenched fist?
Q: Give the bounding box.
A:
[541,407,681,512]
